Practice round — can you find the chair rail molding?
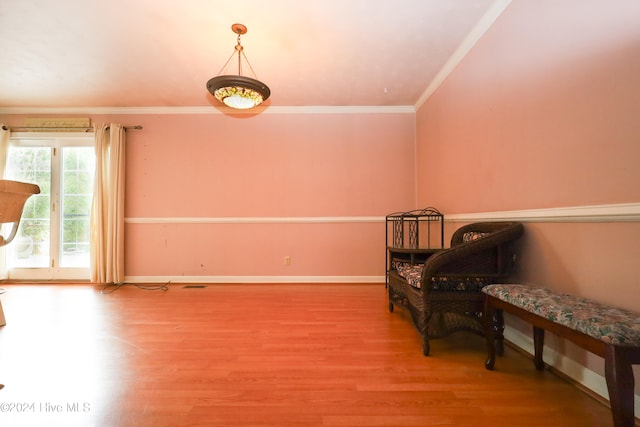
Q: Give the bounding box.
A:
[125,203,640,225]
[445,202,640,223]
[125,216,383,224]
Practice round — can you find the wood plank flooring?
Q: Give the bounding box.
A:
[0,283,615,426]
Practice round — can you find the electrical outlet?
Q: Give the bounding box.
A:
[284,256,291,266]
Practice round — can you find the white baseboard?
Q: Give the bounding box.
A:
[124,275,386,284]
[504,325,640,416]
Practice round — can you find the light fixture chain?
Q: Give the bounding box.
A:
[240,50,259,79]
[216,50,237,76]
[237,35,242,76]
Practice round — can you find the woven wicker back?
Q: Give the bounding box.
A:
[0,180,41,246]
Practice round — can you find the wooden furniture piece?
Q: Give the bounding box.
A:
[388,220,524,355]
[483,284,640,427]
[0,179,41,326]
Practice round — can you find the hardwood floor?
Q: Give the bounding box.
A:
[0,283,615,427]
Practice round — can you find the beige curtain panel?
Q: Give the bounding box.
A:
[0,125,10,279]
[91,123,126,284]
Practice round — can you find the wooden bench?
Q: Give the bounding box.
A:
[482,284,640,427]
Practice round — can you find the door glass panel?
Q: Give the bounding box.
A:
[60,147,95,267]
[6,146,51,268]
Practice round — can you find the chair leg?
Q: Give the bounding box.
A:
[485,301,497,370]
[494,309,504,356]
[422,335,430,356]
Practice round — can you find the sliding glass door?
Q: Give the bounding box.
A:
[5,134,94,280]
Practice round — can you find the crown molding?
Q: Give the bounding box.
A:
[0,105,415,116]
[415,0,512,110]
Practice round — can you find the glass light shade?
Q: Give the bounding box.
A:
[207,75,270,110]
[216,86,263,109]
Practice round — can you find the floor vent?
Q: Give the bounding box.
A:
[183,285,207,289]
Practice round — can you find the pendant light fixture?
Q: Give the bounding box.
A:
[206,23,271,109]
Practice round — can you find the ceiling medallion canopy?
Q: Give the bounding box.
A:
[206,23,271,110]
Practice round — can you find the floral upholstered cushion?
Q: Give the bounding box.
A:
[393,261,490,291]
[462,231,489,242]
[483,284,640,347]
[393,262,423,288]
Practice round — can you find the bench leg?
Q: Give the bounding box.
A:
[604,345,635,427]
[533,326,545,370]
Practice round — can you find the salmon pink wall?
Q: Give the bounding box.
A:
[121,113,415,218]
[417,1,640,212]
[415,0,640,399]
[1,111,416,281]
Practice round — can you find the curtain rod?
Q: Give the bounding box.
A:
[1,125,143,132]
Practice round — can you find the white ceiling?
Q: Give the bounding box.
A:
[0,0,508,110]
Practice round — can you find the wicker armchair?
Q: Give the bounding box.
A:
[0,180,41,247]
[0,179,40,331]
[388,221,524,355]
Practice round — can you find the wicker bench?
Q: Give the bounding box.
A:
[483,284,640,427]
